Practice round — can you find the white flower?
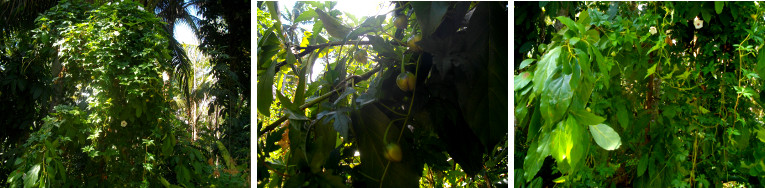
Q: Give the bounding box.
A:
[121,120,127,127]
[649,27,657,35]
[162,71,169,82]
[694,17,704,29]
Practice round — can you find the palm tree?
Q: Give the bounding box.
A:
[173,44,217,141]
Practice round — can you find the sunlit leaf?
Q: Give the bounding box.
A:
[589,124,622,150]
[315,9,351,39]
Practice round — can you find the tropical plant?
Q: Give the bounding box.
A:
[257,1,508,187]
[515,1,765,187]
[1,0,249,186]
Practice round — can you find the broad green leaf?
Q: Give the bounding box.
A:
[519,58,535,70]
[315,9,351,39]
[533,46,562,95]
[566,117,586,172]
[637,154,648,177]
[589,123,622,150]
[135,105,142,118]
[347,15,386,38]
[368,35,395,59]
[527,105,542,143]
[756,127,765,143]
[540,71,572,124]
[616,105,629,129]
[23,164,40,188]
[757,44,765,78]
[715,2,724,14]
[411,2,449,37]
[551,121,571,164]
[585,29,600,45]
[556,16,582,34]
[577,10,590,25]
[569,110,605,125]
[645,63,657,79]
[265,2,283,40]
[310,122,337,173]
[514,72,533,91]
[256,59,277,116]
[524,133,552,182]
[295,10,317,23]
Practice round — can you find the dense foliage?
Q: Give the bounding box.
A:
[1,0,250,187]
[257,1,508,187]
[515,2,765,187]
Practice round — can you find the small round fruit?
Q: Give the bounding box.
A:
[396,71,416,92]
[394,15,407,29]
[354,50,368,65]
[610,52,616,57]
[407,35,422,52]
[384,143,402,162]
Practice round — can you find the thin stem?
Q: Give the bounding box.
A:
[380,55,421,188]
[258,66,382,136]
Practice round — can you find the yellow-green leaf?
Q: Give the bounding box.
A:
[589,124,622,150]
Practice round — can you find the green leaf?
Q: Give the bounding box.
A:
[347,15,386,39]
[569,110,605,125]
[368,35,395,59]
[616,105,629,129]
[637,154,648,177]
[257,59,277,116]
[757,45,765,80]
[411,2,449,37]
[519,59,535,70]
[332,112,351,138]
[23,164,40,188]
[514,72,533,91]
[556,16,583,34]
[715,2,724,14]
[523,133,552,182]
[533,46,562,95]
[702,11,712,25]
[566,117,586,172]
[265,2,283,40]
[315,9,351,39]
[645,63,658,79]
[589,124,622,150]
[135,105,142,118]
[756,127,765,143]
[295,10,317,23]
[540,71,572,124]
[551,121,571,164]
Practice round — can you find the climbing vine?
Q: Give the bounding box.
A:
[515,2,765,187]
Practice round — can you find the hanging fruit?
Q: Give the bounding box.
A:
[396,71,416,92]
[384,143,402,162]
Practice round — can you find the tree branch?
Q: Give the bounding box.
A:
[268,40,405,71]
[258,65,383,136]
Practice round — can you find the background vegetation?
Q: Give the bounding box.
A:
[515,2,765,187]
[0,0,250,187]
[257,1,508,187]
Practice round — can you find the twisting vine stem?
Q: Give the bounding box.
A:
[379,54,421,187]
